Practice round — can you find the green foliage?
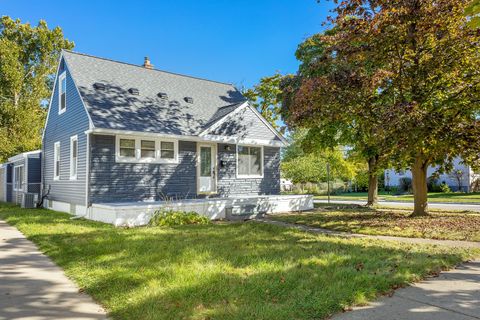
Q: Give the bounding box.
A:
[149,209,210,227]
[399,177,413,193]
[440,183,452,194]
[0,16,73,161]
[465,0,480,27]
[243,73,284,133]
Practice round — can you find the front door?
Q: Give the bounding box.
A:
[197,144,216,194]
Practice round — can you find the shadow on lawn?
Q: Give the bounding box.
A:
[0,208,472,320]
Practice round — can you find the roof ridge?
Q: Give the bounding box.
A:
[62,49,238,88]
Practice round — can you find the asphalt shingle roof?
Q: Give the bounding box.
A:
[63,51,247,136]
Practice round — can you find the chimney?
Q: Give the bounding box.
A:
[143,56,154,69]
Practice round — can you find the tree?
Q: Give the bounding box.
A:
[466,0,480,27]
[283,0,480,216]
[0,16,74,161]
[281,30,394,206]
[244,73,285,133]
[448,169,465,192]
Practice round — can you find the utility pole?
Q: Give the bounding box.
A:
[327,162,330,204]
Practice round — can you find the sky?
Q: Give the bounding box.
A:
[2,0,334,88]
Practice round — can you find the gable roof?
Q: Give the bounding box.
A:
[62,51,248,136]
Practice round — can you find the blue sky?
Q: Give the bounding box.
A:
[3,0,333,88]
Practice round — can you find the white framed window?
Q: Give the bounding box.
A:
[236,145,263,178]
[70,135,78,180]
[58,72,67,114]
[13,165,24,191]
[115,135,178,163]
[54,141,60,180]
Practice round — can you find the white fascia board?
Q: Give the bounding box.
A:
[87,128,285,147]
[62,53,95,129]
[198,101,249,137]
[42,53,63,142]
[8,150,42,163]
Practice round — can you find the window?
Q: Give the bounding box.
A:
[59,72,67,114]
[116,136,178,163]
[160,141,175,159]
[70,135,78,179]
[54,142,60,180]
[119,139,136,158]
[13,165,24,191]
[237,145,263,177]
[141,140,155,159]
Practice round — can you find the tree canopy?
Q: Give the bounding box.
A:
[281,0,480,216]
[0,16,73,161]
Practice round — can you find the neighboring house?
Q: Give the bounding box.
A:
[0,150,42,206]
[41,51,312,225]
[385,157,479,192]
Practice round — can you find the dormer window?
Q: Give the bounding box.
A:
[58,72,67,114]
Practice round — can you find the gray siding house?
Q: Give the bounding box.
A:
[42,51,310,225]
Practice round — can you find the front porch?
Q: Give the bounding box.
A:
[84,194,313,227]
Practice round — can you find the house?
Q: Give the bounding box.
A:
[41,51,312,226]
[0,150,42,206]
[385,157,479,192]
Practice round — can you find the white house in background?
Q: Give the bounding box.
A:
[385,157,479,192]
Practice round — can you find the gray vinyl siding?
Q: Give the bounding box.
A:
[42,59,90,205]
[217,144,280,196]
[89,137,280,203]
[89,135,197,202]
[209,107,281,142]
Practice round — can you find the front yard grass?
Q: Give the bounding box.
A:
[272,204,480,241]
[0,203,478,320]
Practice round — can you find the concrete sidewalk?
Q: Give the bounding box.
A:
[314,199,480,212]
[0,220,107,320]
[333,261,480,320]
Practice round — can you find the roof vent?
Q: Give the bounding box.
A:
[128,88,139,95]
[184,97,194,104]
[169,100,180,107]
[93,82,106,90]
[157,92,168,99]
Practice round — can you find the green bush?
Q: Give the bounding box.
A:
[399,177,412,193]
[440,182,452,193]
[149,209,210,227]
[427,176,442,192]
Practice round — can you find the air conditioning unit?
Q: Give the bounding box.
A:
[21,193,38,209]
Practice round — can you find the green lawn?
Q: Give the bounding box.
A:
[272,205,480,241]
[314,192,480,203]
[0,204,478,320]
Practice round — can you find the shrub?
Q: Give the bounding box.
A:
[427,176,442,192]
[440,182,452,193]
[149,209,210,227]
[399,177,412,193]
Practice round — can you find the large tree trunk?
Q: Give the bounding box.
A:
[366,156,379,206]
[411,156,429,217]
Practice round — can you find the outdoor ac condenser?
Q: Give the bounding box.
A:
[21,193,37,209]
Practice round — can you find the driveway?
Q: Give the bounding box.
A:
[314,199,480,212]
[0,220,107,320]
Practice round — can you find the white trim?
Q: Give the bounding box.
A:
[62,53,95,129]
[13,164,25,191]
[58,71,67,115]
[85,131,90,207]
[8,150,41,163]
[42,54,63,142]
[236,144,264,179]
[247,104,288,145]
[53,141,60,180]
[198,101,249,136]
[198,101,288,147]
[87,128,285,147]
[115,135,179,164]
[196,143,217,195]
[70,135,78,180]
